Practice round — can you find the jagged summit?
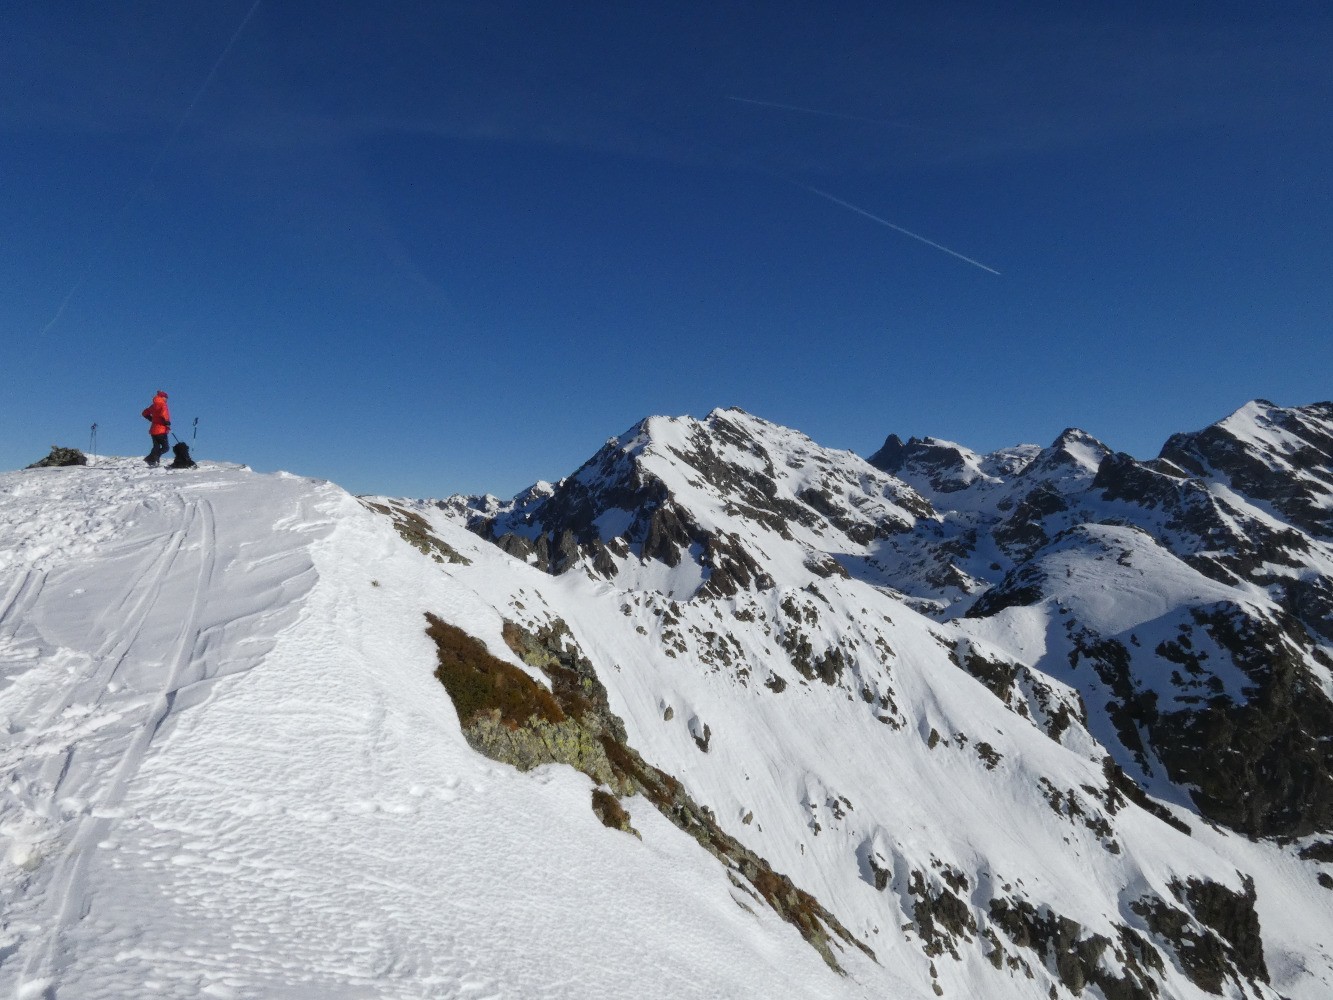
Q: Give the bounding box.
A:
[1159,399,1333,538]
[1034,426,1112,474]
[868,434,1000,498]
[458,407,934,599]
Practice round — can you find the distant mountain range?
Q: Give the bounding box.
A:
[438,398,1333,997]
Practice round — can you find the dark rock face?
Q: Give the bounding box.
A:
[964,564,1048,618]
[867,433,910,473]
[869,435,970,490]
[1151,607,1333,838]
[476,438,687,579]
[1179,877,1267,985]
[1053,596,1333,840]
[467,409,924,598]
[992,486,1068,561]
[1132,877,1267,995]
[1093,452,1188,509]
[987,896,1161,1000]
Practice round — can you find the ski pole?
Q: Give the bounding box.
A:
[192,416,198,441]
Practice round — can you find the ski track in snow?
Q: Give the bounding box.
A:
[1,462,340,999]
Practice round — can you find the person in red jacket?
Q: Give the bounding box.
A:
[142,390,171,466]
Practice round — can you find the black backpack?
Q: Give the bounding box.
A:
[169,442,197,469]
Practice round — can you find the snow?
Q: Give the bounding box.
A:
[4,420,1333,1000]
[0,460,874,1000]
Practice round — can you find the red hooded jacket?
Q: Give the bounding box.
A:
[143,391,171,436]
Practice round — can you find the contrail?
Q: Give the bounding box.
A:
[136,0,263,188]
[800,184,1001,276]
[40,0,263,338]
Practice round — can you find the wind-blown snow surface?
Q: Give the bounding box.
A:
[0,460,871,1000]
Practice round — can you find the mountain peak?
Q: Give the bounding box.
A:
[462,410,933,599]
[1040,427,1111,471]
[867,433,909,472]
[1159,399,1333,537]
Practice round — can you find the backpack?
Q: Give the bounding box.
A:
[169,442,197,469]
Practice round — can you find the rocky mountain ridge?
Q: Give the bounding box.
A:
[423,399,1333,999]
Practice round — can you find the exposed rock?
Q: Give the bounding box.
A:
[989,896,1161,1000]
[1176,877,1267,985]
[1161,401,1333,538]
[1152,606,1333,838]
[867,434,910,474]
[360,500,470,565]
[591,788,639,837]
[27,446,88,468]
[965,564,1048,618]
[425,613,875,973]
[1299,841,1333,863]
[690,719,712,753]
[909,869,976,960]
[993,487,1067,562]
[868,435,981,496]
[1131,877,1269,996]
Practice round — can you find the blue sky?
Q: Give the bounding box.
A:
[5,2,1331,497]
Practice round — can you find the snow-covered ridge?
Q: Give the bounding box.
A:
[0,459,872,1000]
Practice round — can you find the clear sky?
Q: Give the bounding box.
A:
[5,2,1331,498]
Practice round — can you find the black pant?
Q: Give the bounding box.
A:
[146,433,169,465]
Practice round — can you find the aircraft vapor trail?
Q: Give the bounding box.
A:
[140,0,263,184]
[39,0,263,338]
[799,184,1001,276]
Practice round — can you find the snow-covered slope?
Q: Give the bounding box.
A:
[436,402,1333,1000]
[4,399,1333,1000]
[0,460,878,1000]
